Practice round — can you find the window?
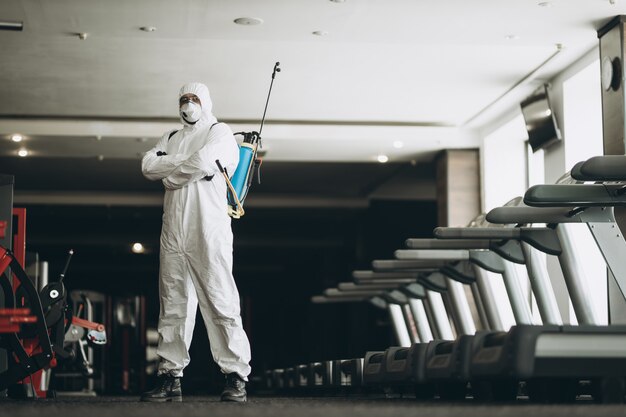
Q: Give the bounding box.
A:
[481,115,528,212]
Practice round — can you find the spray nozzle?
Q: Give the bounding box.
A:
[272,62,281,79]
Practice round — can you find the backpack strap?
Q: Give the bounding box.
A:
[156,130,178,155]
[169,123,220,141]
[203,122,223,181]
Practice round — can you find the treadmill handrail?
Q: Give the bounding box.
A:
[524,183,626,207]
[405,238,490,249]
[486,206,581,224]
[372,259,449,272]
[434,226,520,240]
[574,155,626,181]
[394,249,469,261]
[352,270,420,280]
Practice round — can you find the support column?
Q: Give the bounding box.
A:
[435,149,481,228]
[598,16,626,322]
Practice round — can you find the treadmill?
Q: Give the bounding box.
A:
[465,159,626,403]
[360,258,465,395]
[355,266,457,395]
[310,279,430,395]
[367,223,526,400]
[428,206,570,401]
[410,220,544,400]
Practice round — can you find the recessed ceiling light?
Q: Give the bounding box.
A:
[393,141,404,149]
[131,242,145,254]
[140,26,157,32]
[505,34,520,40]
[17,149,28,157]
[377,155,389,163]
[234,17,264,26]
[537,1,553,7]
[313,30,329,36]
[11,134,23,142]
[0,21,23,31]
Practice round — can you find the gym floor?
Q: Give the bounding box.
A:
[0,397,624,417]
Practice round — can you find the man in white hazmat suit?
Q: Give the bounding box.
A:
[140,82,251,402]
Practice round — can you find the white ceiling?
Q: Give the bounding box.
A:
[0,0,624,162]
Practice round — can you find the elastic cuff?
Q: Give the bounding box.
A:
[158,369,183,378]
[223,371,248,382]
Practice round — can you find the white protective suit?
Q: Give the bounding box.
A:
[141,82,251,379]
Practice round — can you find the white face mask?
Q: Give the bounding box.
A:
[179,102,202,124]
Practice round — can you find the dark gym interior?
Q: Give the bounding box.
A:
[3,2,626,416]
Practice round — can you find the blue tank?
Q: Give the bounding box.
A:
[228,143,256,208]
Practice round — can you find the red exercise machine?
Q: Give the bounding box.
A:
[0,212,107,398]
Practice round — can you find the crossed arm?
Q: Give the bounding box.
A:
[141,127,239,190]
[141,132,188,181]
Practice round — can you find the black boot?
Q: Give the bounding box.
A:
[221,373,247,402]
[140,374,182,402]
